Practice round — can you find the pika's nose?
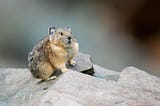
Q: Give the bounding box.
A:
[68,37,71,40]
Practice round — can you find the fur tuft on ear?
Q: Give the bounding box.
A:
[48,26,56,35]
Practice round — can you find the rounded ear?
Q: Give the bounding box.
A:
[48,26,56,35]
[65,26,71,32]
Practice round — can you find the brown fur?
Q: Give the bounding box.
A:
[28,27,79,80]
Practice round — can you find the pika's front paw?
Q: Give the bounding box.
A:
[68,60,76,66]
[61,67,68,73]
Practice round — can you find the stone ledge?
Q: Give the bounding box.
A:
[93,64,120,81]
[39,67,160,106]
[0,67,160,106]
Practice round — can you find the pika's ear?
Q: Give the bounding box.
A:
[48,26,56,35]
[65,26,71,32]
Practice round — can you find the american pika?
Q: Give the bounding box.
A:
[28,26,79,80]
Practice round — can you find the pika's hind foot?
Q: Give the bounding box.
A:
[61,67,68,73]
[48,76,57,80]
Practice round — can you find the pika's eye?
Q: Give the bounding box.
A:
[60,32,63,36]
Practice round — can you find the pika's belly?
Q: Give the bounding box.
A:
[66,49,74,59]
[68,43,79,58]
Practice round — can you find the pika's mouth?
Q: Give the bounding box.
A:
[68,40,71,44]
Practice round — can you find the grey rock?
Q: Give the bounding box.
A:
[39,67,160,106]
[68,52,94,75]
[93,64,120,81]
[0,68,57,106]
[0,64,160,105]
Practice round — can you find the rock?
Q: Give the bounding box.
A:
[1,66,160,106]
[0,65,120,106]
[68,52,94,75]
[0,68,57,106]
[38,67,160,106]
[93,64,120,81]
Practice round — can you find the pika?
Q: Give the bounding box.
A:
[28,26,79,80]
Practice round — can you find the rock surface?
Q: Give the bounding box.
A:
[68,52,94,75]
[1,67,160,106]
[93,64,120,81]
[0,66,119,106]
[0,68,55,106]
[38,67,160,106]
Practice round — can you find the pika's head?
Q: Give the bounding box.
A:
[48,26,75,47]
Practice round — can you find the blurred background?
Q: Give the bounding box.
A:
[0,0,159,76]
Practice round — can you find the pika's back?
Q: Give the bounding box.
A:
[28,36,50,71]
